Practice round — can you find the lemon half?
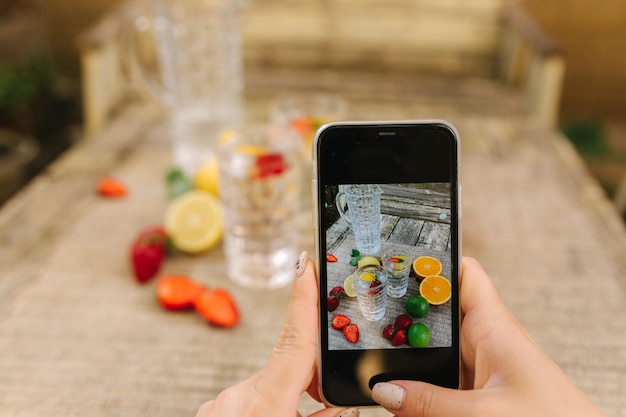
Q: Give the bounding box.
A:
[165,190,224,254]
[343,275,357,297]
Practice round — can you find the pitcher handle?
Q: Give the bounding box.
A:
[335,191,352,226]
[120,3,166,107]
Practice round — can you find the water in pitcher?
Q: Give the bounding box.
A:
[336,184,383,255]
[150,0,244,174]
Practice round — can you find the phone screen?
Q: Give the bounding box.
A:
[314,121,461,406]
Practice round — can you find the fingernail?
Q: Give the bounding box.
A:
[295,251,308,277]
[372,382,405,410]
[337,407,359,417]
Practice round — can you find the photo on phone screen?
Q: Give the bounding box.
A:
[324,182,452,351]
[315,121,460,406]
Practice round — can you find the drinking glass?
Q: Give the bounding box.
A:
[382,252,411,298]
[218,125,301,289]
[354,264,388,321]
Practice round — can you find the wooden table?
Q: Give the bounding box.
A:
[1,70,625,416]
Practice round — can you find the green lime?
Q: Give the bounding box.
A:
[405,295,429,318]
[407,322,431,347]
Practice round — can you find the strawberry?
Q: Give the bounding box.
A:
[331,314,351,330]
[327,297,339,312]
[329,286,346,299]
[368,279,383,295]
[130,226,168,283]
[394,314,413,331]
[391,329,407,346]
[254,153,287,179]
[97,176,128,197]
[194,288,240,328]
[156,275,205,310]
[382,324,396,340]
[343,323,359,343]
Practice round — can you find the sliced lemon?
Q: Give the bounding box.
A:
[357,256,381,268]
[194,156,220,196]
[235,144,267,156]
[343,274,357,297]
[165,190,224,254]
[359,272,376,282]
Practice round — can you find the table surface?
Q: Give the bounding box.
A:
[1,69,626,417]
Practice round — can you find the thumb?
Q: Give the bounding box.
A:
[372,381,476,417]
[307,407,360,417]
[256,252,319,401]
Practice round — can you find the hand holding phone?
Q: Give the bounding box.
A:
[313,121,462,406]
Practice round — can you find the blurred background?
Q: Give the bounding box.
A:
[1,0,625,209]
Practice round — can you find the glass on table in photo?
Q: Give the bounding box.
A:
[382,252,411,298]
[218,125,301,289]
[354,264,388,321]
[336,184,383,255]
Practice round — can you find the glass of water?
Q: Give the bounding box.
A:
[218,125,301,289]
[382,252,411,298]
[354,264,388,321]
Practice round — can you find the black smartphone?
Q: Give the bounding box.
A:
[313,120,461,406]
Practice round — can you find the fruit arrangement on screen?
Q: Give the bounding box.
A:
[327,250,451,348]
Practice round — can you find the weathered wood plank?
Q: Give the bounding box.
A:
[386,217,423,246]
[417,222,451,251]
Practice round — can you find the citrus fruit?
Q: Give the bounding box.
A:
[343,274,357,297]
[407,322,431,347]
[419,275,452,305]
[164,190,224,254]
[359,272,376,283]
[412,256,442,279]
[405,294,429,318]
[357,256,381,268]
[194,157,220,196]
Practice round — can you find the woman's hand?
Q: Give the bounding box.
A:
[195,252,358,417]
[371,257,607,417]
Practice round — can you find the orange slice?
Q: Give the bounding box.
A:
[412,256,442,279]
[419,275,452,305]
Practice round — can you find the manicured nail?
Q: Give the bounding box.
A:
[337,407,359,417]
[372,382,405,410]
[295,251,308,277]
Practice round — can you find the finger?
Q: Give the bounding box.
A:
[256,252,319,402]
[307,407,360,417]
[372,381,477,417]
[194,400,214,417]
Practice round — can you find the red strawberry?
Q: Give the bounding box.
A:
[194,288,240,328]
[156,275,205,310]
[368,279,383,295]
[327,297,339,312]
[394,314,413,331]
[254,153,287,178]
[331,314,351,330]
[329,286,346,299]
[97,176,127,197]
[382,324,396,340]
[343,323,359,343]
[391,329,407,346]
[130,226,168,283]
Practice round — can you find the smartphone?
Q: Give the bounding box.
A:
[313,120,461,406]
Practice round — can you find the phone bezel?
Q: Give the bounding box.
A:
[312,120,462,407]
